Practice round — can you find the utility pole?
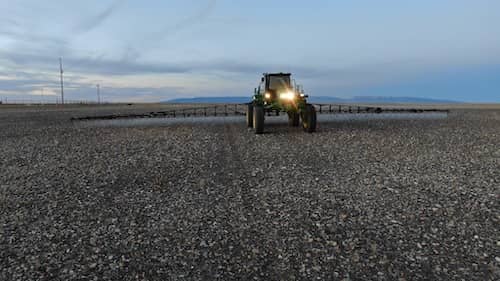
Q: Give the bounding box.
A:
[96,84,101,104]
[59,57,64,104]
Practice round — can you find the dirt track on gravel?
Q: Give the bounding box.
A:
[1,104,499,280]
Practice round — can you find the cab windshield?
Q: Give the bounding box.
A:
[268,76,291,92]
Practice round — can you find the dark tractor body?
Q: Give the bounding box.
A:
[247,73,316,134]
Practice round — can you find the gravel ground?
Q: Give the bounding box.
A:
[0,105,499,280]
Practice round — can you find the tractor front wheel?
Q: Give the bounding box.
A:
[253,105,265,134]
[288,111,300,127]
[246,103,254,127]
[301,104,317,133]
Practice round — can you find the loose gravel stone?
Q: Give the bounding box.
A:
[0,104,499,280]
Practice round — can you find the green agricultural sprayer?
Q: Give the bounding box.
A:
[246,72,316,134]
[71,72,449,132]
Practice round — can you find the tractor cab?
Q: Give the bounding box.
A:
[255,72,305,108]
[259,73,293,102]
[247,73,317,134]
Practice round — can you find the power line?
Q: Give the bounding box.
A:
[59,57,64,104]
[97,84,101,104]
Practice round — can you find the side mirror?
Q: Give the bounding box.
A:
[261,77,265,82]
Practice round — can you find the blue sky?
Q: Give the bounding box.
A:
[0,0,499,102]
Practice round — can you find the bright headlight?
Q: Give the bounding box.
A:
[280,91,295,100]
[264,92,271,99]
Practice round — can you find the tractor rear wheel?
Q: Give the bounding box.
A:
[253,105,265,134]
[246,103,254,127]
[301,104,317,133]
[288,111,300,127]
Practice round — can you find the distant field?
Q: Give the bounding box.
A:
[0,104,498,280]
[0,103,500,110]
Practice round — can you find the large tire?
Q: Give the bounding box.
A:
[253,105,265,134]
[288,111,300,127]
[301,104,317,133]
[246,103,254,128]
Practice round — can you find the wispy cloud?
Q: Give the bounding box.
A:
[73,0,124,33]
[0,18,20,27]
[131,0,217,51]
[159,0,217,36]
[0,68,198,102]
[1,45,469,85]
[119,0,218,63]
[0,29,67,48]
[0,48,319,77]
[0,50,189,75]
